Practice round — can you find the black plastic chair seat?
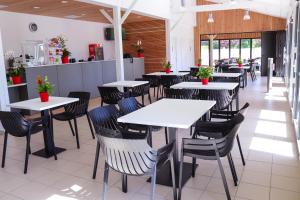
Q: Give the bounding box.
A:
[51,112,76,121]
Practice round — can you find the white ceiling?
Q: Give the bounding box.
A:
[206,0,293,18]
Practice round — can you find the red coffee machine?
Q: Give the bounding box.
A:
[89,44,104,60]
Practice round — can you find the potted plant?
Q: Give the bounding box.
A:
[8,66,24,85]
[133,40,144,57]
[196,66,214,85]
[237,57,243,67]
[162,59,172,74]
[36,75,54,102]
[62,48,71,64]
[197,58,202,67]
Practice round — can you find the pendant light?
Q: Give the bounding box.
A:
[208,13,214,23]
[243,10,251,20]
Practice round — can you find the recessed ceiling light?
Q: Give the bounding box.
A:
[81,13,86,16]
[33,6,40,9]
[61,0,68,3]
[0,5,8,9]
[64,15,82,19]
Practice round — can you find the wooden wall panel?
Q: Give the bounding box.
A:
[200,32,261,40]
[123,20,166,73]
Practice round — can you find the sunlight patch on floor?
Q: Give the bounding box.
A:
[259,110,287,122]
[255,120,288,138]
[250,137,295,157]
[47,194,77,200]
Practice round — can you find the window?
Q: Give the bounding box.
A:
[230,39,240,58]
[213,40,219,63]
[200,40,209,65]
[220,40,229,59]
[252,39,261,59]
[241,39,251,61]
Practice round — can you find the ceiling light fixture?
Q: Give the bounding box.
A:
[207,13,214,23]
[243,10,251,20]
[33,6,40,9]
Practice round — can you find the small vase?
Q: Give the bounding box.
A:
[201,78,209,85]
[165,68,171,74]
[12,76,22,84]
[137,53,144,58]
[62,56,69,64]
[39,92,49,102]
[197,63,201,67]
[238,63,242,68]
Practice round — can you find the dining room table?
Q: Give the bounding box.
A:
[102,80,149,88]
[228,64,250,87]
[118,98,216,188]
[145,71,190,76]
[171,81,240,110]
[8,96,79,158]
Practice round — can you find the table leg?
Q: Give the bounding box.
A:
[236,90,240,111]
[33,109,66,158]
[150,127,197,187]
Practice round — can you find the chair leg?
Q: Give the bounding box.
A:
[49,118,57,161]
[1,132,8,168]
[217,156,231,200]
[24,135,31,174]
[86,113,95,139]
[122,174,128,193]
[148,92,152,104]
[142,95,145,106]
[101,99,104,107]
[178,154,184,200]
[164,128,168,144]
[190,126,193,136]
[150,165,157,200]
[227,154,238,186]
[68,120,75,136]
[156,86,159,100]
[102,162,109,200]
[73,118,80,149]
[92,142,101,179]
[170,156,177,200]
[236,135,246,166]
[192,157,196,177]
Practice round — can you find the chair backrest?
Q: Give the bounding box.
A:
[98,127,157,175]
[204,90,232,110]
[98,86,124,105]
[65,91,91,115]
[164,88,194,99]
[88,105,120,133]
[118,97,142,115]
[182,114,244,158]
[160,75,182,88]
[142,75,160,87]
[130,78,150,97]
[0,111,29,137]
[239,103,249,117]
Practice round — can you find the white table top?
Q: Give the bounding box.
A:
[118,98,215,129]
[102,80,149,88]
[171,82,239,90]
[8,96,79,111]
[145,72,189,76]
[229,66,250,70]
[212,73,242,78]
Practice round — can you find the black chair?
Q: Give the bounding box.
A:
[118,97,169,145]
[128,78,151,106]
[51,91,95,149]
[178,71,192,81]
[164,88,194,99]
[98,86,129,106]
[179,114,245,200]
[89,105,146,179]
[0,111,57,174]
[159,75,182,98]
[142,75,161,100]
[190,67,199,77]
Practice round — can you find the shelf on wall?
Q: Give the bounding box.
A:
[7,83,27,88]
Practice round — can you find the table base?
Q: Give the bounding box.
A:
[147,161,198,187]
[33,147,66,158]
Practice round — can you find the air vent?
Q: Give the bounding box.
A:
[0,5,8,9]
[64,15,82,19]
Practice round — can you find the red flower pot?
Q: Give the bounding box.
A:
[137,53,144,58]
[197,63,201,67]
[12,76,22,84]
[201,78,209,85]
[39,92,49,102]
[62,56,69,64]
[238,63,242,68]
[165,68,171,74]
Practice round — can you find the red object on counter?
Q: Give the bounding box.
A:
[12,76,22,84]
[89,44,101,59]
[137,53,144,58]
[39,92,49,102]
[238,63,242,68]
[165,68,171,74]
[62,56,69,64]
[201,78,209,85]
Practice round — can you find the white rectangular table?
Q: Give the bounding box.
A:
[171,81,240,110]
[8,96,79,158]
[212,72,242,78]
[102,80,148,88]
[118,98,216,187]
[229,66,250,70]
[145,72,189,76]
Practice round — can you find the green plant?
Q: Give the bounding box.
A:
[62,48,71,57]
[8,65,24,77]
[36,75,54,95]
[162,59,172,69]
[237,57,242,64]
[196,66,214,79]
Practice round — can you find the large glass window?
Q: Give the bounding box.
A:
[213,40,219,63]
[200,40,209,65]
[230,39,240,58]
[252,39,261,59]
[241,39,251,61]
[220,40,229,59]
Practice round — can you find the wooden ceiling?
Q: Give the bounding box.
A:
[0,0,155,24]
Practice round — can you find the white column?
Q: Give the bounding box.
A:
[0,29,10,132]
[165,19,171,62]
[113,6,125,81]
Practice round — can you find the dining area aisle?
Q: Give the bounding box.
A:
[0,76,299,200]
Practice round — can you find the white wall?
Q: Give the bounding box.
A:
[169,0,196,71]
[0,11,115,61]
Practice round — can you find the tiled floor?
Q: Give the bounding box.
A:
[0,76,300,200]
